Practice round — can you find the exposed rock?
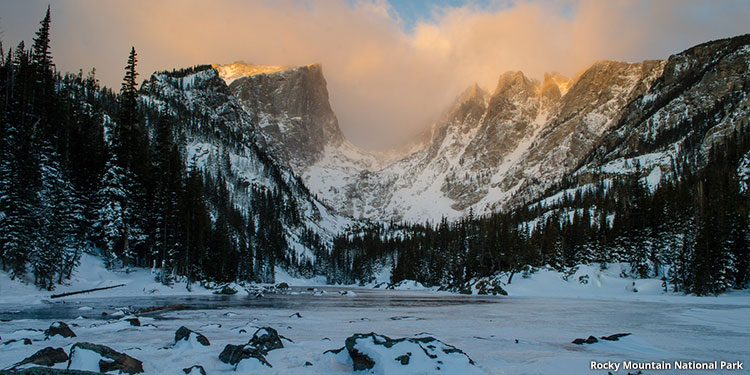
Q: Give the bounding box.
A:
[572,335,601,345]
[44,322,75,339]
[182,365,206,375]
[213,285,237,295]
[3,338,32,346]
[248,327,283,354]
[600,333,631,341]
[13,347,68,368]
[475,279,508,296]
[175,326,210,346]
[125,318,140,327]
[218,327,285,369]
[68,342,143,374]
[0,367,104,375]
[276,282,290,289]
[224,63,344,170]
[218,344,271,368]
[341,333,476,372]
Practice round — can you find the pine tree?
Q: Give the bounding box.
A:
[118,46,139,170]
[151,111,183,284]
[32,142,78,289]
[31,6,53,73]
[0,121,34,279]
[95,152,130,268]
[30,5,57,136]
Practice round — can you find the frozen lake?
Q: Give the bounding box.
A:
[1,288,748,374]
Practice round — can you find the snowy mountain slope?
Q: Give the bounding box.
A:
[139,67,353,262]
[212,35,750,224]
[525,34,750,221]
[583,34,750,171]
[220,63,346,171]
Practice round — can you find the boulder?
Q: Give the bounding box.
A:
[125,318,140,327]
[339,333,478,373]
[175,326,210,346]
[218,327,285,369]
[182,365,206,375]
[3,338,32,346]
[248,327,283,354]
[276,282,290,289]
[0,368,104,374]
[475,279,508,296]
[214,285,237,295]
[572,335,600,345]
[218,344,271,368]
[44,322,76,339]
[13,347,69,368]
[600,333,631,341]
[68,342,143,374]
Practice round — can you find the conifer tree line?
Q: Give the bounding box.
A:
[331,127,750,296]
[0,7,309,289]
[3,7,749,296]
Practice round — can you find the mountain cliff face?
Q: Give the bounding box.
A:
[219,63,345,171]
[139,67,353,266]
[213,35,750,223]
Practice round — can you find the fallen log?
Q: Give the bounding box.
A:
[135,304,189,314]
[50,284,126,299]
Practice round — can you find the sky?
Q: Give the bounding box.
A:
[1,0,749,150]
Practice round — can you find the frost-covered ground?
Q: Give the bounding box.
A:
[1,290,749,374]
[1,257,749,374]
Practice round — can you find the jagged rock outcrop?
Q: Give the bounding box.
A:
[207,35,750,223]
[328,333,481,373]
[220,62,344,170]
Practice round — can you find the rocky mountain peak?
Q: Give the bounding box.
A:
[540,72,572,102]
[493,71,538,100]
[457,83,487,104]
[222,62,345,170]
[214,62,291,85]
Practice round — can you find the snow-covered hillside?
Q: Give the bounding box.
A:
[139,66,354,269]
[216,35,750,224]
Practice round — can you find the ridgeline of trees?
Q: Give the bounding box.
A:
[328,125,750,296]
[2,7,748,296]
[0,7,296,290]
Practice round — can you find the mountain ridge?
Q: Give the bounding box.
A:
[208,34,750,223]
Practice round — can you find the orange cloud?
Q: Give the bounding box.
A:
[3,0,748,149]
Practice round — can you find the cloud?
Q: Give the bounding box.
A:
[2,0,749,149]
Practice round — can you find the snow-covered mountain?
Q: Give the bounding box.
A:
[213,35,750,223]
[139,66,353,265]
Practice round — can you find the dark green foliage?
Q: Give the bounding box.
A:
[344,129,750,295]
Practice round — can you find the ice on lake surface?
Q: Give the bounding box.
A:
[1,287,748,374]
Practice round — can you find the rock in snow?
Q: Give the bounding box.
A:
[218,327,285,369]
[182,365,206,375]
[175,326,210,346]
[43,322,75,339]
[333,332,482,374]
[67,342,143,374]
[12,347,68,368]
[0,368,104,375]
[3,338,32,346]
[573,333,630,345]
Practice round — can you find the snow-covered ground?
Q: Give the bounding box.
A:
[2,257,749,374]
[0,254,217,306]
[1,289,748,374]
